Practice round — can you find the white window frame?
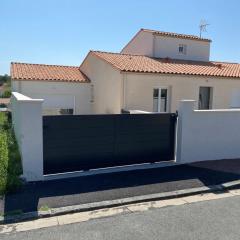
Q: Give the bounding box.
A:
[178,44,187,55]
[153,87,170,113]
[198,86,213,110]
[59,108,74,115]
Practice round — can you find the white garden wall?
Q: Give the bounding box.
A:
[11,92,44,181]
[177,100,240,163]
[11,92,240,182]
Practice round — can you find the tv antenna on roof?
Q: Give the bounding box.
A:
[199,20,210,38]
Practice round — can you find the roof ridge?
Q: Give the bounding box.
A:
[211,60,240,65]
[11,62,80,68]
[141,28,200,38]
[91,50,146,57]
[141,28,211,42]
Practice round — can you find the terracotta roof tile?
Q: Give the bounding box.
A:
[11,63,90,83]
[141,28,211,42]
[91,51,240,79]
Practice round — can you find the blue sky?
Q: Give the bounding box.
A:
[1,0,240,74]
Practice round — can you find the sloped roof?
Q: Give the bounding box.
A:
[11,62,90,83]
[91,51,240,78]
[141,28,211,42]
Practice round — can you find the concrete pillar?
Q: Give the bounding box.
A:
[176,100,196,163]
[11,92,44,181]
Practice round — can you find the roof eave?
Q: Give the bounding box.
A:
[120,70,240,79]
[11,78,90,83]
[152,32,212,43]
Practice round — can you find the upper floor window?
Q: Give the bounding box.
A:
[178,44,187,55]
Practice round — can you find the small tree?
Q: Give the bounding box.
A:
[0,75,11,98]
[0,75,11,90]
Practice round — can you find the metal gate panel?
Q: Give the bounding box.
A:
[43,113,177,174]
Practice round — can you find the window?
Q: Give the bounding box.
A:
[178,44,187,55]
[153,88,169,112]
[198,87,213,109]
[42,108,74,116]
[59,109,74,115]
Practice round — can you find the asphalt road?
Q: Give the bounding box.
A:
[2,194,240,240]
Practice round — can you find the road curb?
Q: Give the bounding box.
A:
[1,179,240,224]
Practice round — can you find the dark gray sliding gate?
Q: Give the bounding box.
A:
[43,113,177,174]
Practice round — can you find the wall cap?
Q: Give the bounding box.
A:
[195,109,240,112]
[180,100,196,102]
[12,92,44,103]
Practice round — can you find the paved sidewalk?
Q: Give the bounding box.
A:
[1,159,240,216]
[2,191,240,239]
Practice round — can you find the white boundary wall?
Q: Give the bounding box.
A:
[11,92,44,181]
[10,92,240,182]
[177,100,240,163]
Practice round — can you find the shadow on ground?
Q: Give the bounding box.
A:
[2,159,240,215]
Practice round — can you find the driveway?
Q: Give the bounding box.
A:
[1,158,240,215]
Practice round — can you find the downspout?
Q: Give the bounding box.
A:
[121,72,127,111]
[152,34,156,58]
[18,81,22,92]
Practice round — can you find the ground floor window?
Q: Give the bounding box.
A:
[59,108,74,115]
[198,87,213,110]
[43,108,74,115]
[153,87,169,112]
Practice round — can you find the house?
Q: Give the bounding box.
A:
[11,28,240,115]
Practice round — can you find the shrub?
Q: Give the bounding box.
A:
[0,112,22,195]
[0,132,8,194]
[1,90,11,98]
[0,103,7,108]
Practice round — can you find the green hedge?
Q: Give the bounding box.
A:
[0,112,22,195]
[0,132,8,193]
[1,90,11,98]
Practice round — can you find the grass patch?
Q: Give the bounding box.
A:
[0,112,22,196]
[1,209,23,217]
[39,205,51,211]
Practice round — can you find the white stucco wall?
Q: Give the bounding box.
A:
[121,30,210,61]
[153,35,210,61]
[230,89,240,108]
[123,72,240,112]
[121,30,154,56]
[11,80,91,115]
[13,70,240,115]
[80,53,123,114]
[11,92,44,181]
[177,100,240,163]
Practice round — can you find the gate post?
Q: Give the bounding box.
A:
[176,100,196,163]
[11,92,44,182]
